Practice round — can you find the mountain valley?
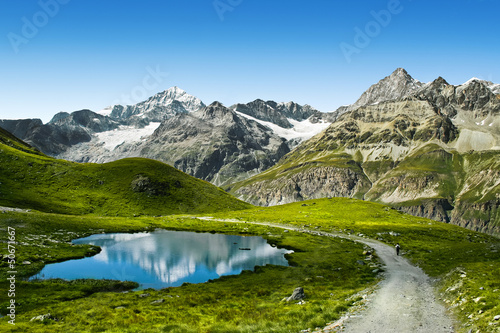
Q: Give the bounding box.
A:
[1,68,499,235]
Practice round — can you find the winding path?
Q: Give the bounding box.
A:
[199,218,455,333]
[330,236,455,333]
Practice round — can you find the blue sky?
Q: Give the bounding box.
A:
[1,0,499,122]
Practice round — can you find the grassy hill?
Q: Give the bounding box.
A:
[0,129,251,216]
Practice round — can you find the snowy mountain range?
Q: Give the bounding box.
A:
[0,68,498,189]
[0,87,331,185]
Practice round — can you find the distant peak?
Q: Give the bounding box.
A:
[461,77,492,86]
[209,101,225,108]
[391,67,409,76]
[162,86,186,95]
[431,76,450,86]
[200,102,234,120]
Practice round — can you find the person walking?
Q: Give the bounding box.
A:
[395,243,400,256]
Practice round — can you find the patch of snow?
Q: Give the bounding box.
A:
[460,77,500,94]
[490,83,500,94]
[98,106,114,117]
[95,122,161,151]
[234,111,331,141]
[462,77,483,86]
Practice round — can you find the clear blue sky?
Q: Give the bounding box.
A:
[1,0,499,122]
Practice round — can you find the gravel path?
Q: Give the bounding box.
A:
[328,236,455,333]
[198,218,456,333]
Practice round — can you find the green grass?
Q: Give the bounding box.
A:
[1,198,499,332]
[0,139,251,217]
[0,210,379,332]
[0,127,44,157]
[209,198,500,332]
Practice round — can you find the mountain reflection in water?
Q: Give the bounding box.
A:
[31,230,293,289]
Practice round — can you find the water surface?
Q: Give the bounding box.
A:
[31,230,292,289]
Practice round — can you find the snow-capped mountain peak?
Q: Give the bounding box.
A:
[107,87,206,123]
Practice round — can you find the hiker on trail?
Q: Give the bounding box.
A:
[395,243,400,256]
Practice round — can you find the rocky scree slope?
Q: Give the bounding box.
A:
[229,69,500,235]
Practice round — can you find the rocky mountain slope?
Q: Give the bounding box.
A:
[330,68,424,120]
[0,88,330,186]
[228,69,500,235]
[68,102,292,186]
[0,127,251,216]
[103,86,206,125]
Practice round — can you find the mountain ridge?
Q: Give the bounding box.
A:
[228,69,500,235]
[0,89,329,186]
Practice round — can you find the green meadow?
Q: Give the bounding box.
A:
[1,199,499,332]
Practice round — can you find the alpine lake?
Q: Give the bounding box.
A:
[30,229,293,289]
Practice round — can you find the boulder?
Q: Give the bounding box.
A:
[30,313,56,322]
[286,287,305,302]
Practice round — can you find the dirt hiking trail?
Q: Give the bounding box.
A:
[328,236,455,333]
[199,218,456,333]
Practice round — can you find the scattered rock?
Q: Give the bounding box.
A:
[151,299,164,304]
[30,313,56,322]
[494,315,500,321]
[356,260,366,266]
[115,306,126,310]
[22,261,31,265]
[139,293,150,298]
[285,287,305,302]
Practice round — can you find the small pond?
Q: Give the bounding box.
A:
[30,230,293,289]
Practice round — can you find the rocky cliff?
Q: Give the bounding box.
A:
[229,69,500,235]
